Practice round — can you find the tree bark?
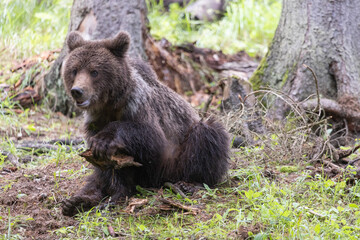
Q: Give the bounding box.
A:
[250,0,360,127]
[43,0,147,115]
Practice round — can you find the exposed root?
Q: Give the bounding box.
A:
[302,98,360,132]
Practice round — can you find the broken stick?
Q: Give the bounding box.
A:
[80,149,142,169]
[158,197,200,215]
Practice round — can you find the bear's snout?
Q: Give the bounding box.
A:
[69,72,94,108]
[71,87,84,99]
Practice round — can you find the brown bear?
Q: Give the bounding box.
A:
[61,31,229,216]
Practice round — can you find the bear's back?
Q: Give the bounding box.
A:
[128,59,200,143]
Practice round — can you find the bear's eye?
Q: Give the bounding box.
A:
[72,69,77,76]
[90,70,98,77]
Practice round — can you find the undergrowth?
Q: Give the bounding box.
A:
[0,0,71,64]
[147,0,282,57]
[0,0,281,67]
[1,87,360,239]
[49,166,360,239]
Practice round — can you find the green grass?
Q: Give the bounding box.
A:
[0,0,280,66]
[0,0,71,62]
[50,165,360,239]
[147,0,282,57]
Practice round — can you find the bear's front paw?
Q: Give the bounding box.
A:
[89,132,124,160]
[62,196,95,217]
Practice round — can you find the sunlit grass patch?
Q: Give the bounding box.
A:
[0,0,71,62]
[147,0,282,57]
[1,0,280,65]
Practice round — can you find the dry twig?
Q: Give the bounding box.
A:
[158,197,200,215]
[124,198,149,214]
[0,151,19,166]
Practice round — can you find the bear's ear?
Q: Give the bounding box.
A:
[103,31,130,58]
[67,32,85,51]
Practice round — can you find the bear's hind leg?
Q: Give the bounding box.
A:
[177,118,230,186]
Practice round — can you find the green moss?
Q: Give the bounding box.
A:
[280,69,289,88]
[279,165,299,173]
[249,51,269,90]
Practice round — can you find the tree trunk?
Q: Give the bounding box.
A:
[43,0,147,115]
[250,0,360,130]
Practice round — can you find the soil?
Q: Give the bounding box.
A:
[0,111,86,239]
[0,160,87,239]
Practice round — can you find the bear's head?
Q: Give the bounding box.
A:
[62,31,131,110]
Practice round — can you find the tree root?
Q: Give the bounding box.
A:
[302,98,360,132]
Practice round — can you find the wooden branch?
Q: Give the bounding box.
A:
[348,158,360,166]
[0,151,19,166]
[202,93,214,114]
[322,159,344,172]
[47,138,85,146]
[309,138,327,163]
[327,142,339,162]
[148,37,190,75]
[11,87,42,108]
[124,198,149,214]
[158,197,200,215]
[17,143,67,154]
[80,149,142,169]
[287,118,330,134]
[303,207,325,218]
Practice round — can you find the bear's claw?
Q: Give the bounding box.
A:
[89,131,118,160]
[62,196,96,217]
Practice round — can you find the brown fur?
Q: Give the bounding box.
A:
[61,31,230,216]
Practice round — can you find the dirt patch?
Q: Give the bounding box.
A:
[0,160,89,239]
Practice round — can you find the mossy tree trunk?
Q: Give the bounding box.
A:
[44,0,148,115]
[250,0,360,129]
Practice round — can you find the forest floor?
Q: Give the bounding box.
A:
[1,75,360,239]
